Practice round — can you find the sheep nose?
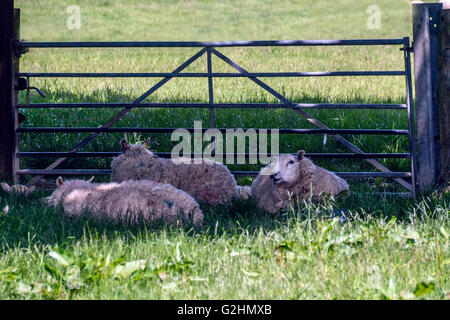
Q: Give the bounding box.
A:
[270,172,279,180]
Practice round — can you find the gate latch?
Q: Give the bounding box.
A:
[17,77,46,98]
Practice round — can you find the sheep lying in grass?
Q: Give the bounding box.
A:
[1,182,35,196]
[111,139,251,205]
[251,150,349,214]
[44,177,204,227]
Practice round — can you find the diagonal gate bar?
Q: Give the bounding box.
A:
[26,48,207,187]
[211,48,413,192]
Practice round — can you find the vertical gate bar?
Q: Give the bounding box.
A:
[207,47,215,127]
[403,37,417,197]
[26,75,30,104]
[207,47,215,155]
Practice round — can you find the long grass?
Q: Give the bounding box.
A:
[0,190,448,299]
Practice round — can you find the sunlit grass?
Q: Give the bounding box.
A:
[0,190,448,299]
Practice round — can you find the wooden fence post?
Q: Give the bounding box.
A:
[0,0,15,180]
[412,3,443,193]
[438,9,450,184]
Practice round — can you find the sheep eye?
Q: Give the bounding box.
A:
[288,160,295,165]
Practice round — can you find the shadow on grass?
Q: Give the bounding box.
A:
[0,190,281,251]
[0,185,438,253]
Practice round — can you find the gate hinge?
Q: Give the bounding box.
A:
[400,42,414,53]
[11,39,29,57]
[400,46,414,53]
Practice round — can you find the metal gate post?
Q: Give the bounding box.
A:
[412,3,443,193]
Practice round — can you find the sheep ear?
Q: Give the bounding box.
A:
[1,182,11,193]
[297,150,305,160]
[120,139,128,152]
[87,176,95,183]
[56,177,64,187]
[143,138,151,148]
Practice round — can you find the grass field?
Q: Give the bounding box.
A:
[0,0,448,299]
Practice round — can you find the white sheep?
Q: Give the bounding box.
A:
[44,177,204,227]
[1,182,35,196]
[251,150,349,214]
[111,139,251,205]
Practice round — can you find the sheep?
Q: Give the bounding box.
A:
[44,177,204,227]
[251,150,349,214]
[1,182,35,196]
[111,139,251,205]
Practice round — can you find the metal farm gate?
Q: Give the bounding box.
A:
[12,38,417,196]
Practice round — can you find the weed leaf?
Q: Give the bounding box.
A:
[413,282,435,297]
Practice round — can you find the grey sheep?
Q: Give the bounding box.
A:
[44,177,204,226]
[111,139,251,205]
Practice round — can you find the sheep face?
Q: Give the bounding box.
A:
[263,154,299,188]
[44,177,92,207]
[263,150,308,188]
[120,139,156,158]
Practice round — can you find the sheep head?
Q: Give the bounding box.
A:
[263,150,308,188]
[45,176,94,206]
[119,139,156,158]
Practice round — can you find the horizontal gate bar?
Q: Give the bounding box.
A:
[18,71,405,77]
[17,127,409,135]
[19,39,405,48]
[356,192,413,198]
[16,169,412,178]
[17,102,408,110]
[17,169,112,175]
[232,172,412,178]
[16,152,411,159]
